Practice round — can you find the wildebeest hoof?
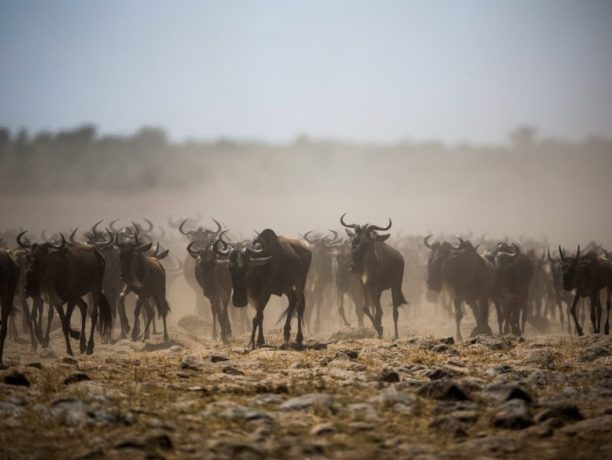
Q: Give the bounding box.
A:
[69,329,81,340]
[86,345,94,355]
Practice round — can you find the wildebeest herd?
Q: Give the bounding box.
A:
[0,214,611,367]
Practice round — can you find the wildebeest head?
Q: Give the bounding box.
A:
[558,245,580,290]
[114,227,152,283]
[179,218,222,243]
[340,214,391,274]
[214,236,271,307]
[423,235,452,292]
[17,230,66,296]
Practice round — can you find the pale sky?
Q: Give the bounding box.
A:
[1,0,611,143]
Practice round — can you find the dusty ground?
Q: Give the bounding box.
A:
[1,322,611,460]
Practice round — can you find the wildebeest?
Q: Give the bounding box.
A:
[340,214,407,339]
[17,231,112,355]
[0,248,19,368]
[115,228,171,342]
[424,235,493,339]
[215,228,311,348]
[489,242,533,336]
[559,245,612,335]
[186,230,232,343]
[334,239,365,328]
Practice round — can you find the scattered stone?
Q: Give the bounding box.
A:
[379,369,400,382]
[279,393,334,411]
[369,387,417,409]
[26,362,43,369]
[440,336,455,345]
[482,383,533,404]
[534,403,583,426]
[145,432,173,451]
[492,399,533,429]
[222,365,245,376]
[346,403,379,421]
[64,373,91,385]
[310,423,337,435]
[417,380,471,401]
[176,314,211,335]
[431,343,459,355]
[329,327,377,341]
[560,414,612,437]
[468,335,509,350]
[210,354,229,363]
[180,355,204,370]
[580,345,612,362]
[335,349,359,360]
[62,356,78,365]
[4,371,30,387]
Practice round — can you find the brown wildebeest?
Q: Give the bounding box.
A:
[424,235,494,340]
[186,230,233,343]
[0,249,19,368]
[115,227,170,342]
[18,231,112,355]
[559,245,612,335]
[215,228,311,349]
[340,214,407,339]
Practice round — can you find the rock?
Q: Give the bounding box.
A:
[417,380,471,401]
[210,354,229,363]
[222,365,245,376]
[468,335,509,350]
[50,398,119,427]
[250,393,285,406]
[279,393,334,411]
[180,355,204,370]
[219,404,273,422]
[64,373,91,385]
[335,349,359,360]
[580,345,611,362]
[310,423,337,435]
[26,362,43,369]
[62,356,78,365]
[462,436,519,454]
[329,327,377,341]
[491,399,533,429]
[534,403,583,426]
[369,387,417,409]
[429,416,469,438]
[145,432,173,451]
[560,414,612,437]
[426,367,463,380]
[4,371,30,387]
[39,348,57,359]
[440,336,455,345]
[379,369,400,382]
[346,403,379,421]
[521,349,561,369]
[431,343,459,355]
[481,383,533,404]
[176,314,211,335]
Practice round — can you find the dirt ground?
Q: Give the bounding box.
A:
[1,321,611,460]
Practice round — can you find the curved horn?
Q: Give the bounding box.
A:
[179,219,194,236]
[186,241,205,258]
[142,218,154,233]
[153,242,160,256]
[303,231,318,244]
[91,220,103,235]
[509,242,520,257]
[49,233,67,250]
[96,229,115,248]
[575,245,581,261]
[367,217,392,233]
[16,231,31,249]
[109,218,121,232]
[327,229,339,243]
[558,245,566,262]
[340,213,359,229]
[424,234,434,249]
[211,219,223,235]
[213,238,231,256]
[69,228,78,244]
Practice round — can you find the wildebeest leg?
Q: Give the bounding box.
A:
[0,294,10,369]
[75,298,88,354]
[142,301,155,342]
[153,295,170,343]
[41,300,53,347]
[569,293,583,336]
[210,299,218,340]
[604,288,611,335]
[493,300,503,335]
[337,291,351,328]
[453,299,463,341]
[596,292,603,334]
[118,286,131,339]
[283,290,297,344]
[131,298,144,342]
[20,297,37,352]
[55,304,74,356]
[85,296,98,355]
[589,294,599,334]
[221,297,232,341]
[296,290,306,346]
[370,289,384,339]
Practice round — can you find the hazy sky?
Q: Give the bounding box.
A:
[1,0,611,143]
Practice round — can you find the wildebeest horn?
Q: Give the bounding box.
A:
[340,213,358,229]
[213,238,231,256]
[558,245,566,262]
[142,219,154,233]
[327,229,339,243]
[575,245,581,261]
[303,231,318,244]
[547,249,553,263]
[91,220,103,235]
[109,218,120,232]
[179,219,194,236]
[186,241,205,258]
[246,245,265,257]
[49,233,67,250]
[96,229,115,248]
[16,231,31,248]
[509,242,520,257]
[367,218,392,233]
[69,228,78,244]
[211,219,223,235]
[424,234,434,249]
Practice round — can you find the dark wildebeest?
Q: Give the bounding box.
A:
[215,228,311,348]
[18,231,112,355]
[0,249,19,368]
[424,235,494,340]
[334,239,365,328]
[8,247,41,351]
[186,230,233,343]
[559,246,612,335]
[303,230,349,332]
[115,228,170,342]
[490,242,534,336]
[340,214,407,339]
[546,250,576,333]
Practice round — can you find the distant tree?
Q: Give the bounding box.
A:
[509,125,538,150]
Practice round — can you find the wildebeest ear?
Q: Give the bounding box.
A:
[157,249,169,260]
[136,242,153,253]
[250,256,272,266]
[345,229,355,238]
[375,234,390,241]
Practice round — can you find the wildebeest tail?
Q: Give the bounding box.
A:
[276,306,290,325]
[157,298,171,318]
[98,292,113,336]
[392,287,408,307]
